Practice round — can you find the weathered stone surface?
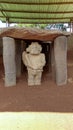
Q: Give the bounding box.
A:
[0,27,70,41]
[15,40,22,77]
[3,37,16,86]
[51,43,56,81]
[21,40,27,73]
[54,36,67,86]
[0,38,3,55]
[22,42,46,86]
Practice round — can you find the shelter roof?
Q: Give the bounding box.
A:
[0,0,73,24]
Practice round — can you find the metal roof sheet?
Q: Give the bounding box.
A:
[0,0,73,24]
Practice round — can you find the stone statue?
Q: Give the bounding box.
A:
[22,42,46,86]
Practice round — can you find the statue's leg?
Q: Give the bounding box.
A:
[35,71,42,85]
[28,69,35,86]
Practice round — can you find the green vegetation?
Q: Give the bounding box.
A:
[17,23,68,31]
[17,24,48,29]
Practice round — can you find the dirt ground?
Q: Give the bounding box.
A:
[0,50,73,113]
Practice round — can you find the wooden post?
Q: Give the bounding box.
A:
[72,22,73,33]
[6,17,10,27]
[70,22,71,33]
[3,37,16,87]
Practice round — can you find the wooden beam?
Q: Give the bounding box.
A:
[0,5,9,19]
[6,17,72,20]
[0,16,71,20]
[1,16,70,23]
[0,9,73,14]
[0,1,73,5]
[0,10,6,17]
[8,21,69,24]
[6,17,10,27]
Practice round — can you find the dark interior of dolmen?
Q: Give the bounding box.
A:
[0,38,52,79]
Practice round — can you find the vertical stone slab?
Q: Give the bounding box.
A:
[3,37,16,87]
[0,38,3,56]
[21,40,27,73]
[15,40,22,77]
[51,43,56,81]
[54,36,67,86]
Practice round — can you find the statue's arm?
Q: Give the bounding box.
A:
[38,54,46,69]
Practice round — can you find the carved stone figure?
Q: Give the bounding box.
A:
[22,42,46,86]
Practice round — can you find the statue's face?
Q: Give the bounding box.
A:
[30,44,40,54]
[27,42,42,54]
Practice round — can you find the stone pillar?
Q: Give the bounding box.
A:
[3,37,16,87]
[54,36,67,86]
[0,38,3,56]
[51,43,56,81]
[15,40,22,77]
[21,40,27,73]
[72,22,73,33]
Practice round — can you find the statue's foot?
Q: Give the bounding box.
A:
[28,82,35,86]
[34,81,41,85]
